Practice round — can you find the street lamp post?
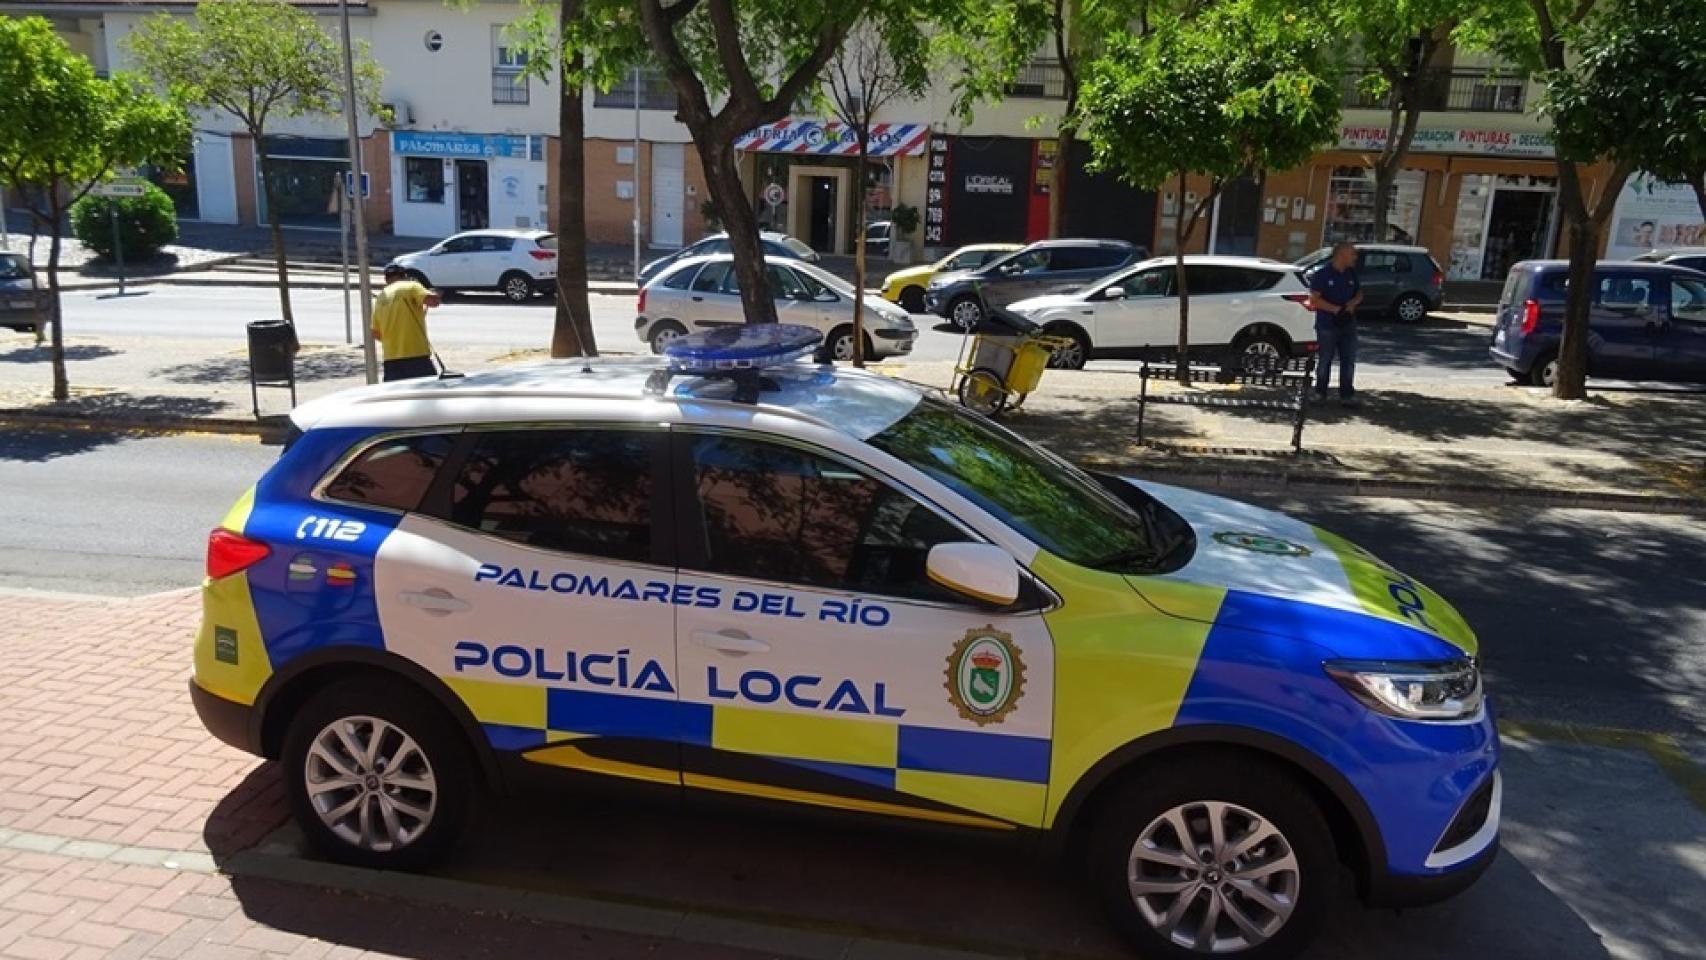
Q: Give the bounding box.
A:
[632,64,641,281]
[337,0,377,384]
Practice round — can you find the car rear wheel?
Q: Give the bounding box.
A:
[1233,330,1287,371]
[1047,325,1090,370]
[648,320,688,354]
[1090,756,1333,960]
[1392,293,1429,324]
[1527,351,1559,388]
[500,271,534,303]
[949,296,984,332]
[898,286,926,314]
[282,678,474,871]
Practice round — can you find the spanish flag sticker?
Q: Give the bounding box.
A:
[326,562,357,587]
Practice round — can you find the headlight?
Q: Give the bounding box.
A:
[1325,659,1483,722]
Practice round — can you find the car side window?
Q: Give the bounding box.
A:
[947,252,979,270]
[322,434,457,512]
[1184,265,1236,294]
[1004,250,1051,274]
[1672,277,1706,321]
[1597,276,1653,307]
[436,429,658,564]
[707,238,732,255]
[1125,268,1172,297]
[660,264,696,290]
[1361,252,1399,273]
[486,236,516,252]
[692,262,732,293]
[441,237,478,254]
[1081,247,1132,269]
[1393,254,1414,274]
[768,265,808,300]
[682,434,967,601]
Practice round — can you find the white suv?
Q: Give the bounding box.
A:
[1008,255,1318,369]
[390,229,558,302]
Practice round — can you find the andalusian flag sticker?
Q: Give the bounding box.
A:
[326,562,357,588]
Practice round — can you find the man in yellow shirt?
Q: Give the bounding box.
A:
[371,264,442,381]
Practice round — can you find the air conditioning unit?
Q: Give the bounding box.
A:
[381,100,414,127]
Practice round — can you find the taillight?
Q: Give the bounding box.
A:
[207,528,270,580]
[637,287,648,315]
[1432,269,1444,288]
[1304,341,1319,353]
[528,249,556,261]
[1520,299,1540,335]
[1281,293,1312,309]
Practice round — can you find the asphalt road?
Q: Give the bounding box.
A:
[0,428,1701,736]
[56,284,1519,383]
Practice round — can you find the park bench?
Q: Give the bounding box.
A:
[1135,352,1319,452]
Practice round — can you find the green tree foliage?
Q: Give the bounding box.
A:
[125,0,384,327]
[526,0,1044,326]
[70,183,180,262]
[1079,1,1340,380]
[0,16,190,402]
[1465,0,1702,399]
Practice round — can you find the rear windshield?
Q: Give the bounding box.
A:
[779,236,815,259]
[0,255,29,281]
[536,235,557,250]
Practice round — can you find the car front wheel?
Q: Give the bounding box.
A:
[1090,755,1333,960]
[500,272,535,303]
[949,296,984,332]
[898,286,926,314]
[282,678,474,871]
[1046,326,1090,370]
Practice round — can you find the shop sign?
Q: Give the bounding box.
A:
[1338,125,1554,158]
[965,175,1014,195]
[1606,174,1706,257]
[735,120,929,157]
[392,131,532,160]
[924,134,951,246]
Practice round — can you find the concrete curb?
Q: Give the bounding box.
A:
[0,407,277,440]
[60,274,641,295]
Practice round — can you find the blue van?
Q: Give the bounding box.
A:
[1489,261,1706,386]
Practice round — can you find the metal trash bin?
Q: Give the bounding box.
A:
[969,334,1022,381]
[246,320,298,417]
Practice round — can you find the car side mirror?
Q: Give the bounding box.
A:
[927,543,1020,607]
[1102,286,1125,300]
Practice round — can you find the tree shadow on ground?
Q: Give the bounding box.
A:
[0,343,121,364]
[152,347,367,385]
[0,393,230,461]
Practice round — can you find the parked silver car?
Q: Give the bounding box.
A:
[637,254,916,361]
[0,252,47,332]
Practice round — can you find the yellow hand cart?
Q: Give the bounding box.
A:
[953,329,1075,416]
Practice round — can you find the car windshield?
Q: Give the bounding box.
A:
[867,396,1189,572]
[0,255,29,281]
[779,236,816,258]
[1293,247,1331,269]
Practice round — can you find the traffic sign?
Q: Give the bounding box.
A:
[762,182,786,207]
[94,177,147,198]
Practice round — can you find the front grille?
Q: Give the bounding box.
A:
[1435,777,1495,852]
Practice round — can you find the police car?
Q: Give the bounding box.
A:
[191,326,1497,960]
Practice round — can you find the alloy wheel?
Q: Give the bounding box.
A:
[1049,339,1085,369]
[951,299,983,331]
[832,334,857,362]
[1396,296,1427,323]
[304,715,437,853]
[504,276,532,302]
[1127,800,1300,954]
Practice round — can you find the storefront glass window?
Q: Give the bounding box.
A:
[1449,173,1557,281]
[258,137,350,230]
[405,157,445,204]
[145,145,198,220]
[1322,167,1424,245]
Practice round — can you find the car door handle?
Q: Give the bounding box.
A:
[399,589,471,616]
[691,629,770,655]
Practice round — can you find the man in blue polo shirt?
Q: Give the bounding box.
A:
[1308,242,1365,406]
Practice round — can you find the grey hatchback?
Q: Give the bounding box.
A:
[924,238,1144,330]
[0,253,46,332]
[1295,244,1444,323]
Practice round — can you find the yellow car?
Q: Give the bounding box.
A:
[881,243,1021,313]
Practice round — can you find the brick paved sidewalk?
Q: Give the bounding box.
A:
[0,591,775,960]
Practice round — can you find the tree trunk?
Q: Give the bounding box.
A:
[852,144,867,366]
[1555,217,1597,400]
[45,209,67,403]
[1371,56,1432,242]
[696,136,775,324]
[1048,127,1072,239]
[256,149,294,327]
[551,0,596,358]
[1173,168,1190,384]
[1693,173,1706,222]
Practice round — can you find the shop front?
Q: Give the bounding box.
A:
[1605,174,1706,258]
[389,131,548,240]
[735,120,928,253]
[257,136,350,231]
[920,133,1057,254]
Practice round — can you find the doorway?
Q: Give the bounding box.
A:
[456,159,489,230]
[1481,189,1549,280]
[651,143,684,248]
[807,177,838,251]
[1211,176,1262,255]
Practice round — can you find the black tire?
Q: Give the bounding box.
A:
[898,286,926,314]
[1391,293,1429,324]
[1088,755,1335,960]
[1232,329,1288,372]
[948,295,984,332]
[957,367,1007,415]
[819,324,875,363]
[1046,325,1091,370]
[648,319,688,354]
[282,677,475,871]
[1526,350,1559,388]
[500,271,535,303]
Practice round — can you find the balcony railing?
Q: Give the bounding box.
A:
[594,70,680,111]
[492,70,529,105]
[1004,60,1066,99]
[1340,67,1526,113]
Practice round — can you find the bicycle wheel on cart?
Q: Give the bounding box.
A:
[957,368,1008,416]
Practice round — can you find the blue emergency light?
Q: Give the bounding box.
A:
[646,324,824,401]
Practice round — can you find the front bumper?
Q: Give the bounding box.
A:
[872,328,916,356]
[190,677,259,755]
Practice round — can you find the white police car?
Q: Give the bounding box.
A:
[192,326,1497,960]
